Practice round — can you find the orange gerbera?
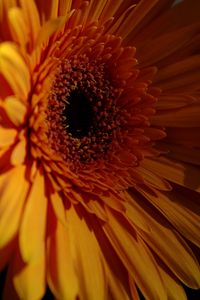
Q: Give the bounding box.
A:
[0,0,200,299]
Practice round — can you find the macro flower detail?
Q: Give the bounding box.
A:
[0,0,200,300]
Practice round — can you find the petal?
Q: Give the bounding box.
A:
[67,206,106,300]
[0,43,30,99]
[47,220,78,300]
[13,246,45,300]
[138,23,200,67]
[36,16,66,47]
[116,0,172,39]
[158,265,187,300]
[127,189,200,288]
[50,192,66,226]
[141,156,200,192]
[35,0,72,21]
[0,127,17,147]
[141,187,200,248]
[10,138,27,166]
[90,216,132,300]
[151,104,200,127]
[3,96,26,126]
[19,0,40,48]
[136,165,172,191]
[19,169,47,262]
[8,7,29,47]
[155,55,200,83]
[103,209,167,300]
[162,142,200,166]
[0,166,28,248]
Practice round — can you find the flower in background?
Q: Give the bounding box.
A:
[0,0,200,299]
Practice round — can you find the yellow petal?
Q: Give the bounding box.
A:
[19,0,40,47]
[50,192,66,226]
[103,209,167,300]
[68,206,106,300]
[19,169,47,262]
[0,166,28,248]
[0,127,17,147]
[11,138,26,166]
[8,7,29,47]
[4,96,26,126]
[13,246,45,300]
[47,220,78,300]
[36,16,66,47]
[0,42,30,99]
[159,266,187,300]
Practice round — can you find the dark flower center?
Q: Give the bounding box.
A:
[46,55,124,169]
[63,90,93,139]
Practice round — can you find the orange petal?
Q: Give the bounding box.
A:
[0,127,17,147]
[0,166,28,248]
[138,23,200,67]
[19,169,47,262]
[163,142,200,166]
[68,206,106,300]
[50,192,66,226]
[47,220,78,300]
[142,188,200,248]
[0,42,30,99]
[11,138,27,166]
[103,209,167,300]
[4,96,26,126]
[13,246,45,300]
[129,189,200,288]
[19,0,40,48]
[8,7,29,47]
[151,104,200,127]
[158,265,187,300]
[116,0,163,39]
[36,16,66,47]
[136,165,172,191]
[141,156,200,192]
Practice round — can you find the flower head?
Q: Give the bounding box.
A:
[0,0,200,299]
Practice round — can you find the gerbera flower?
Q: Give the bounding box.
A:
[0,0,200,299]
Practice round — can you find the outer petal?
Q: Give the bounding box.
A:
[3,96,26,126]
[127,190,200,288]
[158,266,187,300]
[19,0,40,48]
[0,166,29,248]
[47,220,78,300]
[0,127,17,147]
[13,246,45,300]
[8,7,29,48]
[141,156,200,192]
[103,208,167,300]
[67,206,106,300]
[0,42,30,99]
[19,169,47,262]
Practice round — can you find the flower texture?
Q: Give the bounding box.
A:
[0,0,200,299]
